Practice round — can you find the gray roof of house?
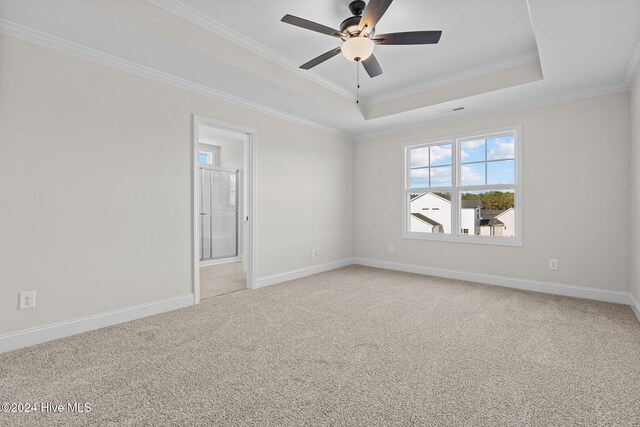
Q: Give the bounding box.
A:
[411,213,442,227]
[480,218,505,227]
[461,199,482,209]
[480,209,504,220]
[411,192,451,203]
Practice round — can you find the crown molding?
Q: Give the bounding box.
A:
[360,51,541,106]
[625,39,640,86]
[147,0,353,100]
[2,15,635,145]
[0,19,351,139]
[354,81,629,141]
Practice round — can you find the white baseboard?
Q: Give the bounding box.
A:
[255,258,355,289]
[5,260,636,354]
[0,294,193,354]
[354,258,631,305]
[200,256,242,267]
[630,293,640,322]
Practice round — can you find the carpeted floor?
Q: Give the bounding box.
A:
[1,265,639,426]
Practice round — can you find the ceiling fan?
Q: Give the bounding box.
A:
[281,0,442,78]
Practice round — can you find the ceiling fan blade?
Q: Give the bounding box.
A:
[281,14,345,38]
[300,47,342,70]
[373,31,442,45]
[358,0,393,33]
[362,54,383,78]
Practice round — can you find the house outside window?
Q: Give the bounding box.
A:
[403,126,522,246]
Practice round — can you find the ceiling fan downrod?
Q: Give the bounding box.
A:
[356,61,361,104]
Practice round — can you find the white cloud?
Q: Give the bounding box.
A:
[411,145,451,167]
[462,139,484,149]
[410,147,429,167]
[411,168,429,178]
[430,167,451,184]
[461,165,484,184]
[488,137,514,160]
[461,139,484,161]
[430,145,451,165]
[409,168,429,187]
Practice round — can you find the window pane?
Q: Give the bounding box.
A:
[460,190,515,237]
[487,134,515,160]
[409,147,429,168]
[487,160,515,185]
[461,139,485,163]
[409,192,452,234]
[409,168,429,188]
[461,163,485,186]
[430,166,451,187]
[430,144,451,167]
[198,152,211,164]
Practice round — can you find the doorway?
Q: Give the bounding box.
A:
[192,115,256,302]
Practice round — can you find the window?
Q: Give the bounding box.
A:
[403,126,521,245]
[198,152,213,165]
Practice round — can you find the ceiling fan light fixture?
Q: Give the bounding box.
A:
[341,37,374,62]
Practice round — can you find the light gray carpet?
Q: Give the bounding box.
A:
[1,265,639,426]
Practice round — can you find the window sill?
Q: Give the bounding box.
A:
[402,232,523,247]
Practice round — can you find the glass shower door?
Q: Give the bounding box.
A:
[200,166,238,261]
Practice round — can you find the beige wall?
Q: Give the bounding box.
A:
[631,68,640,301]
[0,29,634,341]
[355,91,631,292]
[220,141,244,171]
[0,35,354,335]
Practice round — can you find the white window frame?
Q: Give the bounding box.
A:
[402,125,523,247]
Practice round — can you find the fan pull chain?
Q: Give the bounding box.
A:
[356,61,360,104]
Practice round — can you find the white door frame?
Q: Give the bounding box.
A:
[192,114,257,304]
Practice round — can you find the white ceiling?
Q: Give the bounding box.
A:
[1,0,639,139]
[177,0,539,103]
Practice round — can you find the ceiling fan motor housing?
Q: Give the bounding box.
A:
[340,16,361,35]
[349,0,366,16]
[342,1,375,36]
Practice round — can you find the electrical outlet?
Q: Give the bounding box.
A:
[548,259,559,271]
[388,244,395,253]
[311,248,316,257]
[19,291,36,310]
[315,247,320,256]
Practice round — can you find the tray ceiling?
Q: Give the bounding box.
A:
[1,0,639,138]
[176,0,539,103]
